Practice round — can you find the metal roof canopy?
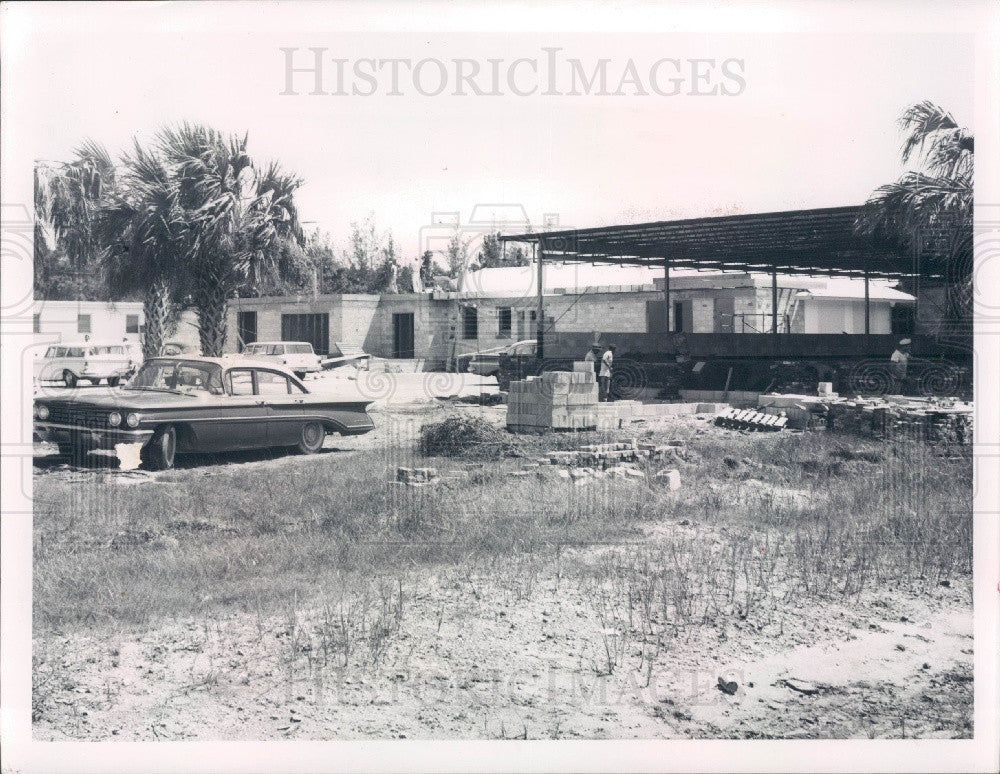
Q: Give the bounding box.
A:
[500,206,946,280]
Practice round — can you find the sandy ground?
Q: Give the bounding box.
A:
[32,377,973,740]
[33,544,972,741]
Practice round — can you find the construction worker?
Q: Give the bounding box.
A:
[599,345,615,402]
[890,338,911,394]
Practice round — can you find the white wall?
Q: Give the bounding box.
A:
[802,299,894,334]
[32,301,144,349]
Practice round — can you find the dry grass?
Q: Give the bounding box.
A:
[33,424,971,648]
[32,418,974,738]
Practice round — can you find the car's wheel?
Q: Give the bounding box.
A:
[107,376,120,388]
[142,426,176,470]
[294,371,306,380]
[88,378,101,386]
[56,442,75,457]
[296,421,325,454]
[62,370,78,389]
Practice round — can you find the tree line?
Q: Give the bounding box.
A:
[34,122,529,358]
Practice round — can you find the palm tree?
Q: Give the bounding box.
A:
[158,123,303,355]
[856,102,973,323]
[96,140,188,359]
[34,141,117,298]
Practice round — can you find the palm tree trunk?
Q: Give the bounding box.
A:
[195,280,230,357]
[142,277,171,359]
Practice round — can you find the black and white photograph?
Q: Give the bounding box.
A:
[1,2,998,772]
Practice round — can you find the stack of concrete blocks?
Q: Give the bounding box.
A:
[506,362,599,432]
[826,398,973,445]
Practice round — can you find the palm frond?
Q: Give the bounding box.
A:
[899,101,959,164]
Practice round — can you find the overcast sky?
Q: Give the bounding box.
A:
[3,2,975,263]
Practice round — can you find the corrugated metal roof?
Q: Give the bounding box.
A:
[499,206,951,280]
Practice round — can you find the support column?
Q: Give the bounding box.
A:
[771,265,778,335]
[663,257,671,333]
[536,244,545,359]
[771,265,779,355]
[864,268,871,339]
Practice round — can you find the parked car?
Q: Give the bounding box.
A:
[461,340,536,377]
[33,356,375,470]
[242,341,323,379]
[33,340,142,388]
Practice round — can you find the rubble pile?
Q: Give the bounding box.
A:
[539,439,686,468]
[395,467,440,486]
[511,438,686,487]
[506,363,599,432]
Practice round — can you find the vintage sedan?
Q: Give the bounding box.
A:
[33,357,375,470]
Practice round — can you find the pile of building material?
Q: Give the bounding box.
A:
[512,439,684,488]
[506,367,729,433]
[757,394,829,430]
[395,467,440,486]
[715,408,789,432]
[533,439,686,468]
[826,398,973,444]
[506,363,599,432]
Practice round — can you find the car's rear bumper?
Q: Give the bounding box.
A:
[34,422,154,448]
[338,423,375,436]
[79,368,131,379]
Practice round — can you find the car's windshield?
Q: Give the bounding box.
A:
[287,344,313,354]
[128,360,224,395]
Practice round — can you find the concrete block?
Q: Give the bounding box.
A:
[542,371,572,385]
[654,468,681,490]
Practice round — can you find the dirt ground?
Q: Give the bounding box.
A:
[31,385,974,741]
[32,532,972,741]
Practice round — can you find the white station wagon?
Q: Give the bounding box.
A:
[241,341,323,379]
[34,340,142,388]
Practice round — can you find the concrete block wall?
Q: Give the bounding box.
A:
[336,296,381,352]
[225,298,335,353]
[369,294,454,362]
[691,297,715,333]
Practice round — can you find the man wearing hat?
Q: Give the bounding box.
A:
[890,338,911,394]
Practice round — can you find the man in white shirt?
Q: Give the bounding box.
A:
[890,338,911,393]
[599,345,614,402]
